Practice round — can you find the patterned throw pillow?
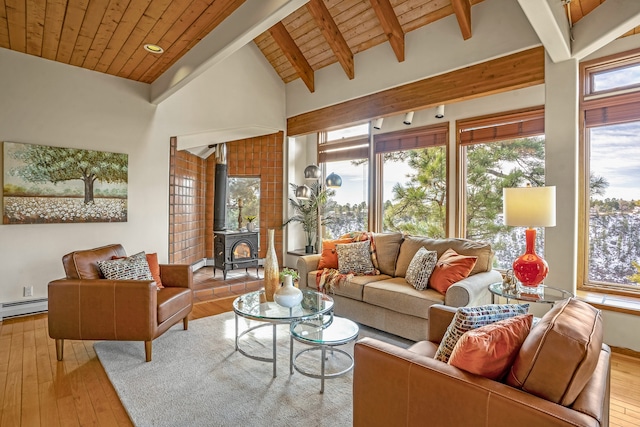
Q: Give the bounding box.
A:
[434,304,530,363]
[405,247,438,290]
[97,251,154,281]
[336,240,375,274]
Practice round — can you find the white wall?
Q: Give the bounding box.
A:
[0,43,285,303]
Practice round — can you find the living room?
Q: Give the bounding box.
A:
[1,0,640,425]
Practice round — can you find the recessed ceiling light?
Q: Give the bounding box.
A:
[144,44,164,54]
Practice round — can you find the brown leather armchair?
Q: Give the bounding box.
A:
[354,301,610,427]
[48,244,193,362]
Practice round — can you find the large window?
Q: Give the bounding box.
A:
[582,52,640,293]
[376,125,448,237]
[319,125,369,238]
[458,109,545,270]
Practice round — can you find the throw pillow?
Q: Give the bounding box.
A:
[98,251,154,282]
[434,303,529,363]
[145,253,164,289]
[405,247,438,291]
[336,240,375,274]
[429,248,478,295]
[448,314,533,380]
[318,238,353,270]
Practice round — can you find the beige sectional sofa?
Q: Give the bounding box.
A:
[296,233,503,341]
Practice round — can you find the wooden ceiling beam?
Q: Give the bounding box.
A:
[287,47,545,136]
[369,0,404,62]
[451,0,472,40]
[306,0,354,80]
[269,21,315,92]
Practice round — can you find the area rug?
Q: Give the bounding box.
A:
[94,312,412,427]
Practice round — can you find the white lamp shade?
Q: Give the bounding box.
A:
[503,186,556,227]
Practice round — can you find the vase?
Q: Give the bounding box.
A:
[247,222,255,232]
[274,275,303,308]
[263,229,279,302]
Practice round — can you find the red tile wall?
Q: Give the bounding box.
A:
[169,138,207,264]
[205,131,284,264]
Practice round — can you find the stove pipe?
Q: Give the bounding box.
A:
[213,163,228,231]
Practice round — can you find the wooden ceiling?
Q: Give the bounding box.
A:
[0,0,627,87]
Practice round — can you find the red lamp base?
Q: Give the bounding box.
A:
[513,228,548,287]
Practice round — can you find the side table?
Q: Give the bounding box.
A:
[488,282,574,304]
[290,316,359,393]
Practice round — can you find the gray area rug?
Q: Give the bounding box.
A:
[95,311,412,427]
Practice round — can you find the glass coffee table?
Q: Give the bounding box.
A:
[290,316,359,393]
[233,289,334,378]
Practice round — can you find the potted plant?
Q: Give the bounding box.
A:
[283,182,335,253]
[274,268,302,307]
[245,215,257,231]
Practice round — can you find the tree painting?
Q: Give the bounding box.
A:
[2,142,128,224]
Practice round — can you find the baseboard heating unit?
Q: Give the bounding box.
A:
[0,298,48,321]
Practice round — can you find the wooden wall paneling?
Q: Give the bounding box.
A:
[0,0,11,49]
[137,0,245,83]
[93,0,151,73]
[25,0,46,56]
[41,0,68,61]
[69,0,111,67]
[106,0,172,75]
[5,0,26,53]
[287,46,545,136]
[55,0,89,63]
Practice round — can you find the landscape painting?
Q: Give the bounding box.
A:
[2,142,128,224]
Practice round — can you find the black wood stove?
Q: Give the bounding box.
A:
[213,230,259,279]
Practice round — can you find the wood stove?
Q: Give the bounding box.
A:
[213,230,259,279]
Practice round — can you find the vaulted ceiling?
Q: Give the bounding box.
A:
[0,0,626,91]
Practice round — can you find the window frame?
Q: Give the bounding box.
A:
[579,50,640,297]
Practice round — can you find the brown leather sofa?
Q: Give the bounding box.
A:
[354,300,610,427]
[48,244,193,362]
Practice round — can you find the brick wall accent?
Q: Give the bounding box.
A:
[168,138,207,264]
[205,131,284,264]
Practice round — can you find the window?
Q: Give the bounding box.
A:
[458,109,545,270]
[582,51,640,293]
[318,129,369,238]
[375,125,448,237]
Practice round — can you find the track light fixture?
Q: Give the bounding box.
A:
[373,118,384,130]
[435,104,445,119]
[403,111,414,125]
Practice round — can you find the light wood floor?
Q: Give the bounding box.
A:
[1,268,639,426]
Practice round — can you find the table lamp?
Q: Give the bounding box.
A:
[503,185,556,288]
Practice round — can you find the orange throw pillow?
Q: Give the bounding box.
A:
[449,314,533,380]
[428,248,477,295]
[145,253,164,289]
[318,238,353,270]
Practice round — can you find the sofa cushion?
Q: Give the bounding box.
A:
[145,253,164,289]
[337,241,375,274]
[318,238,353,270]
[429,249,477,295]
[97,252,154,281]
[506,298,603,406]
[372,232,403,276]
[395,236,493,277]
[363,277,444,320]
[434,303,529,363]
[448,314,533,380]
[405,248,438,291]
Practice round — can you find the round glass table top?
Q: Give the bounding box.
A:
[233,289,334,322]
[488,282,574,304]
[291,316,359,346]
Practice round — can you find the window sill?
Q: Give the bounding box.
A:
[576,290,640,316]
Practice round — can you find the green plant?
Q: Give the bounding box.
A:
[279,267,299,282]
[283,182,335,248]
[245,215,256,223]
